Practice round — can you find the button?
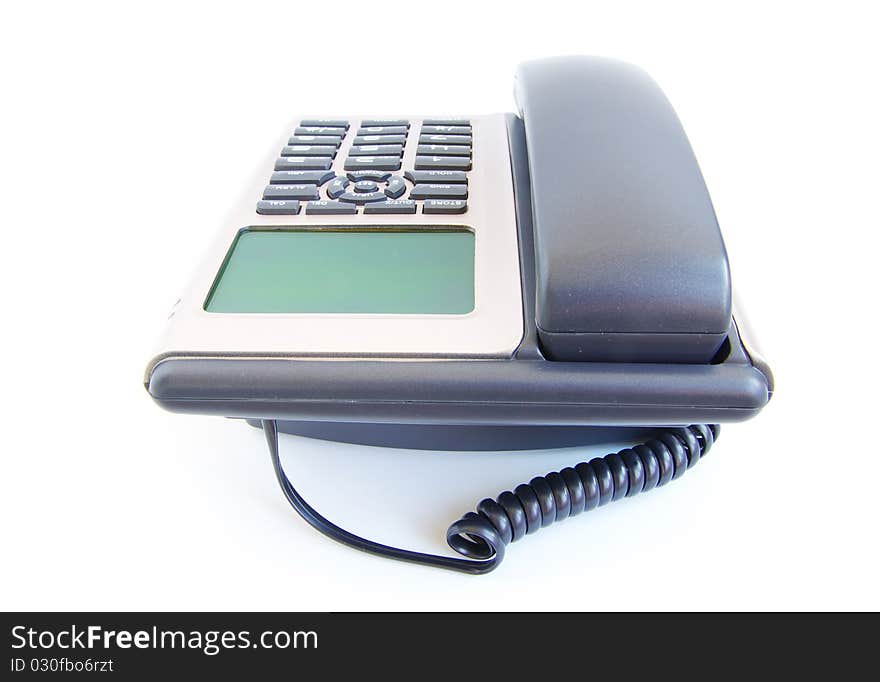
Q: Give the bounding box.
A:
[416,144,471,157]
[353,135,407,145]
[275,157,334,171]
[353,180,379,193]
[326,176,350,199]
[414,156,472,170]
[344,156,401,171]
[257,200,300,215]
[300,119,349,129]
[349,144,404,156]
[423,199,467,214]
[360,119,409,127]
[295,126,348,136]
[263,184,319,200]
[357,126,408,135]
[410,184,468,200]
[306,200,357,215]
[270,157,333,170]
[405,170,468,184]
[338,191,387,204]
[384,176,406,198]
[422,119,471,126]
[281,145,337,157]
[271,170,335,184]
[419,134,472,145]
[421,125,471,135]
[288,135,343,147]
[364,199,417,214]
[347,171,392,182]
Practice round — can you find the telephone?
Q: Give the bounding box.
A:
[145,56,773,573]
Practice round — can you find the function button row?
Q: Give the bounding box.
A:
[405,170,467,184]
[419,134,472,145]
[299,119,349,129]
[280,145,337,157]
[344,156,401,171]
[420,125,471,135]
[360,120,409,128]
[263,184,318,200]
[354,134,406,145]
[302,199,464,215]
[422,119,470,126]
[288,134,343,146]
[349,144,403,156]
[409,184,468,200]
[270,170,335,185]
[257,199,300,215]
[416,144,471,157]
[414,156,472,170]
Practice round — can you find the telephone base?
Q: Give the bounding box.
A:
[244,419,654,451]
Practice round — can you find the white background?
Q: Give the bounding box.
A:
[2,0,878,611]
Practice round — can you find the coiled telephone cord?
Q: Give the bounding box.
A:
[263,420,719,574]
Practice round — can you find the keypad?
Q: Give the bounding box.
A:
[257,118,474,214]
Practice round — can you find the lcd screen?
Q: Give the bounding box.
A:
[205,229,475,314]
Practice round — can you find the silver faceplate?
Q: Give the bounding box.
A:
[147,114,524,374]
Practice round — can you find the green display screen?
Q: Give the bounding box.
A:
[205,229,475,314]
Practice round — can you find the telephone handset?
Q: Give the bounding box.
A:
[517,57,731,363]
[145,57,773,573]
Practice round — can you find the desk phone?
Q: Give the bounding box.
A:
[145,57,773,574]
